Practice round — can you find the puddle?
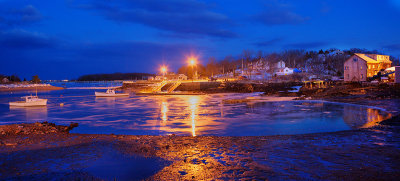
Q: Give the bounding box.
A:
[83,148,170,180]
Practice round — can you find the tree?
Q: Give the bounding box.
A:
[32,75,41,83]
[9,75,21,82]
[206,57,218,77]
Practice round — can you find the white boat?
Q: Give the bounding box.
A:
[9,96,47,107]
[95,89,129,97]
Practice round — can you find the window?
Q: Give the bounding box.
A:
[368,65,371,69]
[360,66,362,70]
[361,74,363,79]
[373,65,375,68]
[353,58,357,62]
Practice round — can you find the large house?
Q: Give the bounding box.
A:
[344,53,392,82]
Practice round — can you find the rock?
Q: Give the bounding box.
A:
[67,122,79,131]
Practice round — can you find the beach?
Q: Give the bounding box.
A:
[1,117,399,180]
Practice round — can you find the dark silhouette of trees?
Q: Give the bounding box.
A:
[76,73,154,81]
[31,75,41,83]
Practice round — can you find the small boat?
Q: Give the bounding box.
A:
[9,96,47,107]
[95,89,129,97]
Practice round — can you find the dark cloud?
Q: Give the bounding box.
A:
[254,38,284,47]
[254,10,308,25]
[0,30,56,49]
[0,4,42,28]
[71,0,237,38]
[0,34,201,79]
[252,1,308,25]
[285,41,328,49]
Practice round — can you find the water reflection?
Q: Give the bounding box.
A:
[1,90,394,136]
[161,101,168,124]
[343,106,391,128]
[9,106,48,122]
[188,96,199,136]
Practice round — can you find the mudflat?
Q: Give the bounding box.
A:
[1,118,399,180]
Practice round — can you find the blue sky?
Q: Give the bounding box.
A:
[1,0,400,79]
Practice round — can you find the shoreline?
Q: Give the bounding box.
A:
[1,118,399,180]
[0,85,64,92]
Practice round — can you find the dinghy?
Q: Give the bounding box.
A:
[95,89,129,97]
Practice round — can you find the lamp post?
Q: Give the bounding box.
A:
[161,66,167,80]
[189,59,196,82]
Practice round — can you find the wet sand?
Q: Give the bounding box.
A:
[1,118,400,180]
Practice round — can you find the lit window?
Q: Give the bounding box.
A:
[360,66,362,70]
[373,65,375,68]
[361,74,363,79]
[368,65,371,69]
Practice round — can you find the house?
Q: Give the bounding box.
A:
[276,60,285,69]
[154,73,188,81]
[275,67,294,76]
[344,53,392,82]
[1,77,9,83]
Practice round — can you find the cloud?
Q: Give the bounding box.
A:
[285,41,328,49]
[0,4,42,28]
[71,0,237,38]
[254,37,284,47]
[252,1,308,25]
[0,34,202,79]
[0,30,56,49]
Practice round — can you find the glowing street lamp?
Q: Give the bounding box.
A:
[160,66,167,78]
[189,59,196,66]
[188,58,197,82]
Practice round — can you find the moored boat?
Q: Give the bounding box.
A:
[9,96,47,107]
[95,89,129,97]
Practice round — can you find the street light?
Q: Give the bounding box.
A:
[160,66,167,79]
[188,58,197,82]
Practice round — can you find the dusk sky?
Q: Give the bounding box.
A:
[1,0,400,80]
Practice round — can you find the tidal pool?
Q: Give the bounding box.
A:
[0,89,391,136]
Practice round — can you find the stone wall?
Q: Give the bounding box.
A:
[175,82,221,91]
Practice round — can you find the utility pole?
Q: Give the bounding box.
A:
[241,58,244,75]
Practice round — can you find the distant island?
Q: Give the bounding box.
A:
[76,73,154,81]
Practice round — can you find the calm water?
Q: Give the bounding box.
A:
[0,85,391,136]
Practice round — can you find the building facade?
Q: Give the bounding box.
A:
[344,53,392,82]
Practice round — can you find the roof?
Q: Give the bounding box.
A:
[354,53,379,63]
[354,53,392,64]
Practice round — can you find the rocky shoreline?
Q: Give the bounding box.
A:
[1,111,399,180]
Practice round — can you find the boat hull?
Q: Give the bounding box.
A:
[9,99,47,107]
[95,92,129,97]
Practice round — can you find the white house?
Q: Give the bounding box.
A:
[276,60,285,69]
[275,67,294,76]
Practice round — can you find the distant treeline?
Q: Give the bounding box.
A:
[76,73,155,81]
[0,74,40,83]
